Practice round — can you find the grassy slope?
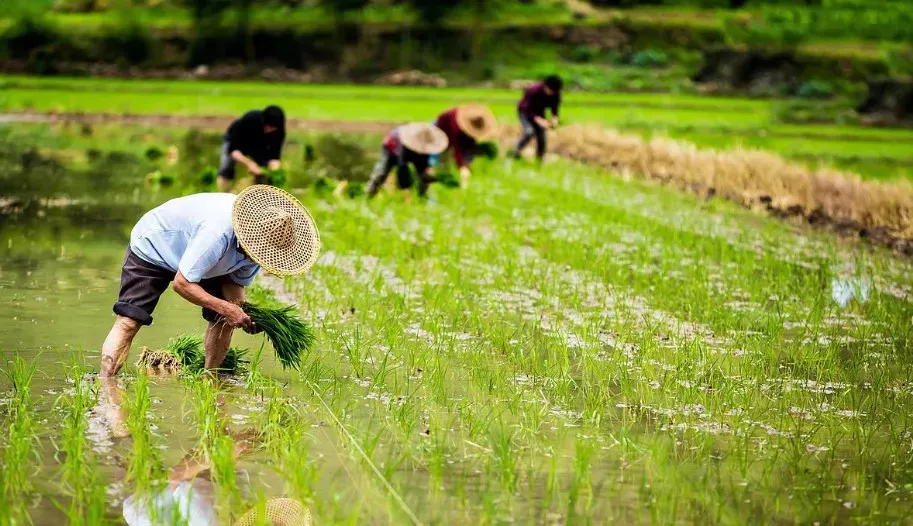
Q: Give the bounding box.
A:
[2,75,913,180]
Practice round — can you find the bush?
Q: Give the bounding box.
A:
[631,49,669,68]
[796,80,833,100]
[569,45,599,63]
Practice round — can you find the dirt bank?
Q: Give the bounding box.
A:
[5,110,912,256]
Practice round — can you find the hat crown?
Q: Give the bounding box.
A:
[259,206,294,249]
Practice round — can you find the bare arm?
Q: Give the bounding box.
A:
[172,272,253,331]
[230,150,262,175]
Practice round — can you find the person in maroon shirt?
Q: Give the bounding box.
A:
[511,75,563,162]
[366,123,449,199]
[431,104,498,189]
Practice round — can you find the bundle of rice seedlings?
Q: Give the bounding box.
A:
[434,171,461,188]
[242,303,316,370]
[263,168,288,188]
[199,166,218,187]
[477,141,499,160]
[136,334,248,374]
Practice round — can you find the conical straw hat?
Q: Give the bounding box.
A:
[398,122,449,155]
[232,185,320,276]
[456,104,498,142]
[235,498,312,526]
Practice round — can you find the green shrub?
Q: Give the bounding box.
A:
[796,80,833,100]
[631,49,669,68]
[569,45,599,63]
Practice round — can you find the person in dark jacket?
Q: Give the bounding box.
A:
[511,75,562,162]
[366,123,449,199]
[218,106,286,192]
[431,104,498,189]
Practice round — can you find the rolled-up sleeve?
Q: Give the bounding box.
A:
[230,263,260,287]
[178,230,229,283]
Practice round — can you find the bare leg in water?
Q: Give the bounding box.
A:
[100,316,142,377]
[204,321,233,370]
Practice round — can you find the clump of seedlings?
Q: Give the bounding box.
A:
[137,334,249,374]
[0,357,39,524]
[243,302,316,370]
[56,362,106,525]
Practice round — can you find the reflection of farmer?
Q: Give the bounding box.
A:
[511,75,563,162]
[100,185,320,377]
[431,104,498,189]
[366,123,449,198]
[218,106,286,192]
[97,379,312,526]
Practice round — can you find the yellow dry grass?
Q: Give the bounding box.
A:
[502,124,913,241]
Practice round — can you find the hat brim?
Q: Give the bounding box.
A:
[232,185,321,277]
[456,104,498,142]
[398,123,449,155]
[236,498,312,526]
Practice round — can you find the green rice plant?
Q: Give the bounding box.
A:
[144,145,164,162]
[55,362,106,525]
[243,302,316,370]
[0,356,39,525]
[125,371,164,497]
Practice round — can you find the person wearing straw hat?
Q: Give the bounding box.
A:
[430,104,498,189]
[366,122,449,199]
[218,106,286,192]
[99,185,320,377]
[511,74,563,162]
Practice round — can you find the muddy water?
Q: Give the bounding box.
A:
[0,207,303,523]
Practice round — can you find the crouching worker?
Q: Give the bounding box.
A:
[432,104,498,189]
[100,185,320,377]
[512,75,562,162]
[366,123,449,198]
[218,106,286,192]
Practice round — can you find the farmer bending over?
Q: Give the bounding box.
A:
[512,75,562,162]
[218,106,286,192]
[366,123,449,199]
[431,104,498,189]
[100,185,319,377]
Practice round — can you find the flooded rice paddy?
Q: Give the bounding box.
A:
[2,122,913,524]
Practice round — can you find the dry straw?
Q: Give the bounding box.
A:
[503,124,913,248]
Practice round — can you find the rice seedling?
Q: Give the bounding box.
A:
[136,334,248,374]
[0,356,39,525]
[243,302,316,370]
[55,362,106,525]
[125,371,164,496]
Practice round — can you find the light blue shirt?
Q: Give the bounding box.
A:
[130,193,260,286]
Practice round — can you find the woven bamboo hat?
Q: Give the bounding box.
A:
[398,122,449,155]
[235,498,312,526]
[232,185,320,276]
[456,104,498,142]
